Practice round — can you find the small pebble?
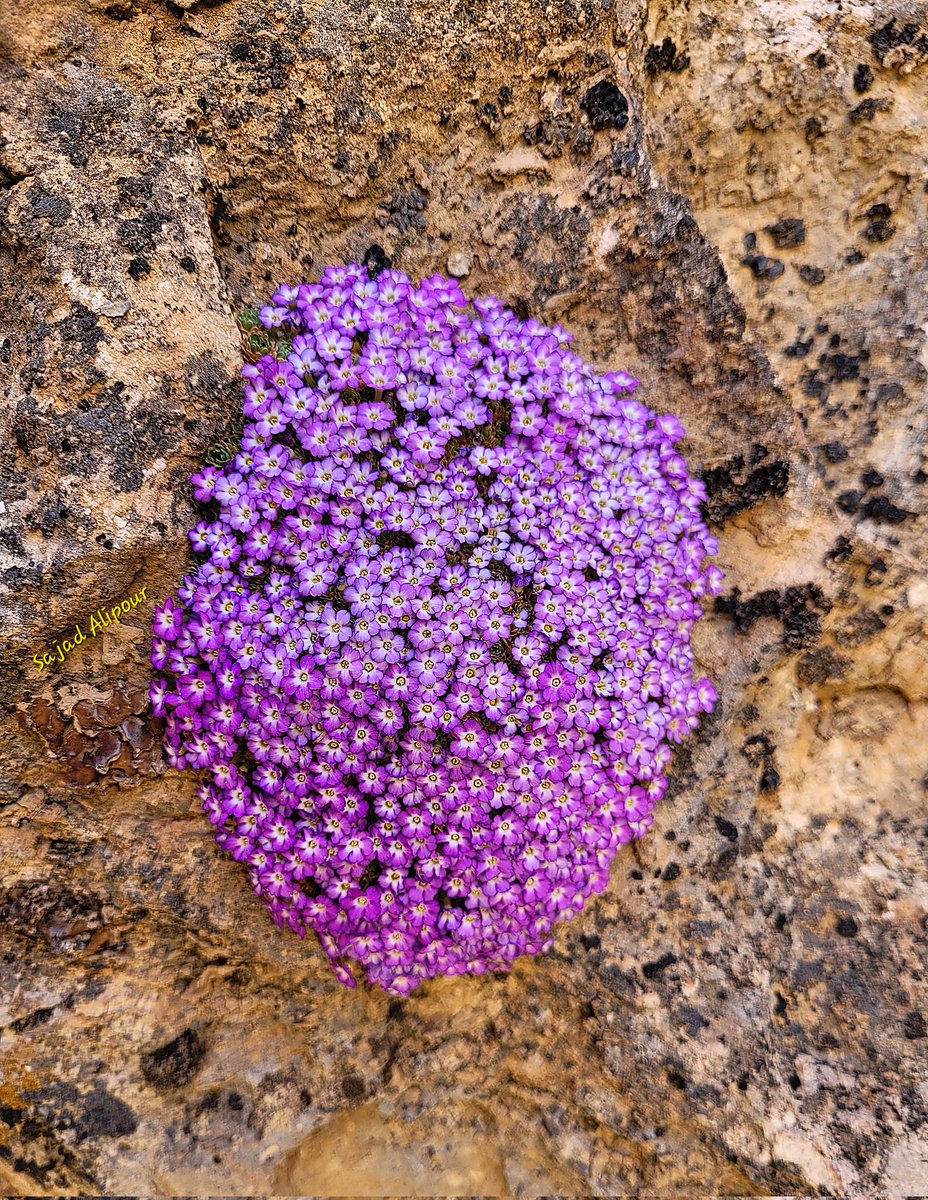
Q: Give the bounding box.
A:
[99,298,130,318]
[446,250,472,278]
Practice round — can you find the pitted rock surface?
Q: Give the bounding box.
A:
[1,0,926,1194]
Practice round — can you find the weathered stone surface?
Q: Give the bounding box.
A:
[1,0,926,1194]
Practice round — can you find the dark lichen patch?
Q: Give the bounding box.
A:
[184,350,238,409]
[645,38,690,75]
[609,145,641,176]
[43,377,186,492]
[862,202,895,242]
[217,29,294,92]
[10,1004,57,1033]
[116,211,171,256]
[849,97,890,123]
[853,63,874,92]
[500,193,590,302]
[59,302,106,359]
[642,952,677,979]
[819,440,848,463]
[12,399,43,456]
[875,380,904,406]
[27,183,72,228]
[0,881,105,955]
[362,243,392,277]
[833,606,886,648]
[840,488,910,523]
[820,347,867,383]
[523,110,573,156]
[784,335,813,358]
[797,265,825,285]
[741,733,774,768]
[860,494,910,523]
[45,93,121,169]
[796,647,850,685]
[662,738,698,803]
[711,842,738,874]
[869,18,928,63]
[741,254,784,281]
[29,489,88,539]
[863,557,887,587]
[701,449,789,524]
[802,374,829,403]
[141,1028,208,1091]
[6,1079,124,1187]
[377,183,428,234]
[341,1073,366,1101]
[579,80,629,130]
[801,342,870,404]
[477,101,502,135]
[805,115,825,142]
[764,218,805,248]
[75,1088,138,1141]
[714,584,830,651]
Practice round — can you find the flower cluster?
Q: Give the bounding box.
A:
[150,264,722,994]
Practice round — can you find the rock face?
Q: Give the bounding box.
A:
[1,0,926,1194]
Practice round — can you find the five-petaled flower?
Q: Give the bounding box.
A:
[151,263,722,995]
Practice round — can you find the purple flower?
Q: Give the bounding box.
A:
[151,263,722,995]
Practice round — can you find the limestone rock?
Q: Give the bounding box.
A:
[1,0,926,1194]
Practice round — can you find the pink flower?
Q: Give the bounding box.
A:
[152,262,720,995]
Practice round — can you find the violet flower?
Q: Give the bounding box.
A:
[151,264,722,995]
